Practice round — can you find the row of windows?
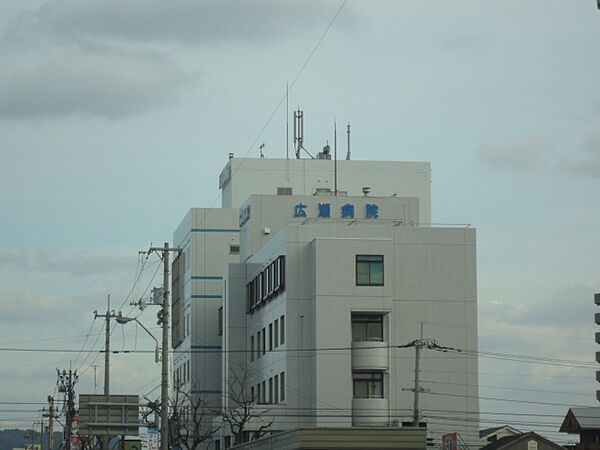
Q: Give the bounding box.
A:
[246,256,285,313]
[251,372,285,405]
[250,315,285,361]
[174,360,191,387]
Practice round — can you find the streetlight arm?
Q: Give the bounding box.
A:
[116,314,160,363]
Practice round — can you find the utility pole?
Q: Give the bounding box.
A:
[400,329,460,427]
[47,396,54,450]
[143,242,181,450]
[94,295,118,450]
[57,369,78,450]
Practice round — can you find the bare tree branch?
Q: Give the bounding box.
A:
[169,380,220,450]
[218,364,273,445]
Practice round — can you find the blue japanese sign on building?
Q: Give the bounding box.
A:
[294,203,379,219]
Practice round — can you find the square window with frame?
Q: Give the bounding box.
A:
[352,314,383,342]
[353,372,384,399]
[356,255,384,286]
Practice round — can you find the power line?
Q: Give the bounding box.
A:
[420,379,593,397]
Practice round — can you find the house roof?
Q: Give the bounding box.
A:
[480,426,522,439]
[560,408,600,433]
[480,432,565,450]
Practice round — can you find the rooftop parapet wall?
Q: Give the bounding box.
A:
[220,158,431,223]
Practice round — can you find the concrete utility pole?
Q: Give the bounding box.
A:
[400,330,460,427]
[47,396,54,450]
[144,242,181,450]
[57,369,77,450]
[94,295,119,450]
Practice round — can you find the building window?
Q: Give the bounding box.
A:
[262,328,266,355]
[229,244,240,254]
[269,323,273,351]
[250,336,255,361]
[274,319,279,348]
[269,377,273,404]
[352,314,383,342]
[356,255,384,286]
[280,372,285,402]
[251,386,255,402]
[256,331,261,359]
[218,307,223,336]
[280,315,285,344]
[261,381,266,404]
[274,375,279,404]
[224,436,231,449]
[277,187,293,196]
[257,383,261,404]
[353,372,384,398]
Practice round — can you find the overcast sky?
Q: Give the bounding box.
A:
[1,0,599,444]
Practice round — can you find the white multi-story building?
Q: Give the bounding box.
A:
[172,157,478,449]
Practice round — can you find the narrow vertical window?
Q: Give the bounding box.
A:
[251,386,255,402]
[269,377,273,404]
[261,381,266,404]
[274,375,279,404]
[250,336,255,361]
[274,319,279,348]
[256,331,261,359]
[262,327,266,355]
[280,315,285,345]
[257,383,261,404]
[280,372,285,402]
[269,323,273,351]
[218,306,223,336]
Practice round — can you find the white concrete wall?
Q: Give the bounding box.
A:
[223,203,479,445]
[172,207,240,422]
[239,194,419,262]
[220,158,431,224]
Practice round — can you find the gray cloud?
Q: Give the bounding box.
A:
[0,49,193,120]
[562,128,600,179]
[0,290,76,325]
[482,284,596,328]
[6,0,338,45]
[440,35,488,52]
[477,135,553,170]
[0,250,134,277]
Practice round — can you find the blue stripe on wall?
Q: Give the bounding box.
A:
[192,276,223,280]
[191,345,222,349]
[191,295,222,299]
[191,228,240,233]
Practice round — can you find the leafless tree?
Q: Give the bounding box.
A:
[218,365,273,446]
[169,381,220,450]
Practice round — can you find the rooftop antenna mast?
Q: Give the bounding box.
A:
[346,122,351,160]
[293,109,314,159]
[334,120,338,196]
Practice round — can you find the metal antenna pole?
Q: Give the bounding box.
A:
[334,121,337,196]
[346,123,351,160]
